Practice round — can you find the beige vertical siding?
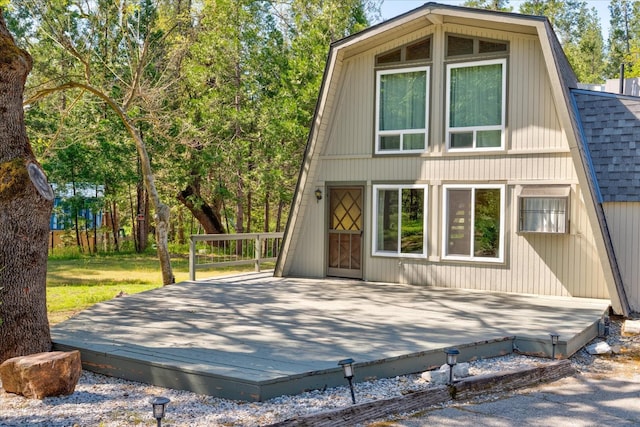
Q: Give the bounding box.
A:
[285,189,326,278]
[283,22,609,300]
[604,203,640,311]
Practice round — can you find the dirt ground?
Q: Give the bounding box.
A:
[571,316,640,378]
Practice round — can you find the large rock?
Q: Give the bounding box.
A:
[0,351,82,399]
[585,341,612,355]
[421,363,471,385]
[622,319,640,336]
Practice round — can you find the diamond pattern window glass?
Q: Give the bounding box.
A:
[330,189,362,231]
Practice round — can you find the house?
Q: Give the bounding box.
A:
[50,184,104,250]
[275,2,640,316]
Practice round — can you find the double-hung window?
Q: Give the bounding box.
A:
[376,67,429,153]
[443,184,505,262]
[373,185,427,257]
[446,58,506,150]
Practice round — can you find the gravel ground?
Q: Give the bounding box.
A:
[0,317,633,427]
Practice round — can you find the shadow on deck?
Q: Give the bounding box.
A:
[51,272,609,402]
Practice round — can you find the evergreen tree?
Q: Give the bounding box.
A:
[462,0,512,12]
[521,0,605,83]
[606,0,640,79]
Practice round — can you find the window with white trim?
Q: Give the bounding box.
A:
[373,185,427,257]
[443,184,505,262]
[518,187,569,234]
[446,58,506,150]
[375,66,429,153]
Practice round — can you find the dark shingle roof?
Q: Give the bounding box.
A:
[572,89,640,202]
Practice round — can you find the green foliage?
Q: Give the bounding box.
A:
[606,0,636,77]
[9,0,380,242]
[606,0,640,79]
[463,0,512,12]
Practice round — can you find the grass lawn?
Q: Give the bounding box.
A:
[46,253,190,325]
[46,252,260,325]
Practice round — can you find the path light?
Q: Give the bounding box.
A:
[444,348,459,385]
[550,332,560,360]
[314,188,323,201]
[150,396,170,427]
[338,358,356,404]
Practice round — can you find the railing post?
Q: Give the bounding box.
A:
[189,236,196,281]
[255,235,261,272]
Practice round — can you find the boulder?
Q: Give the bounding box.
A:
[585,341,612,355]
[0,351,82,399]
[622,319,640,336]
[421,363,471,385]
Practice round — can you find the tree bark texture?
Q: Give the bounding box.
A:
[0,14,53,362]
[136,179,149,252]
[132,128,174,284]
[177,177,225,235]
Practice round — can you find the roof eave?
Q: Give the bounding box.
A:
[535,21,630,316]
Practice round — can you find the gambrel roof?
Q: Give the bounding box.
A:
[276,2,636,315]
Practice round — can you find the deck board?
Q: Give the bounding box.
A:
[51,272,610,401]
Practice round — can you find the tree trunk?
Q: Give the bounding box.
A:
[276,199,284,233]
[128,183,138,252]
[0,14,54,362]
[177,208,185,244]
[71,179,83,252]
[136,178,149,252]
[264,192,270,233]
[177,177,225,235]
[109,199,120,251]
[133,132,174,285]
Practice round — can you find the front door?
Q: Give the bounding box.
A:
[327,187,363,279]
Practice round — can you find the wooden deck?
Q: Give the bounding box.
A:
[51,272,610,401]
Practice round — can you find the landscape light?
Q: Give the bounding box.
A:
[338,358,356,404]
[550,332,560,359]
[150,396,170,427]
[444,348,460,385]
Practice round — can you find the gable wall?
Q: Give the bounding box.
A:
[604,202,640,311]
[284,22,609,299]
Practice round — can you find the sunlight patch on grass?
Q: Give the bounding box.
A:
[46,252,265,325]
[47,253,189,325]
[47,283,160,313]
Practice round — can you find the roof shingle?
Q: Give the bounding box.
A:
[573,90,640,202]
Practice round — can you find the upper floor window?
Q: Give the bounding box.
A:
[446,58,506,151]
[446,35,508,58]
[376,67,429,154]
[376,38,431,65]
[373,184,427,257]
[375,38,431,155]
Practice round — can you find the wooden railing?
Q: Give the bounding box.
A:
[189,232,284,281]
